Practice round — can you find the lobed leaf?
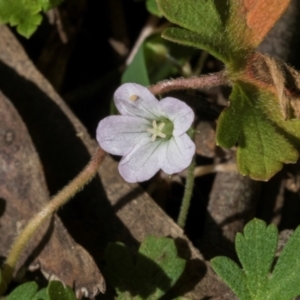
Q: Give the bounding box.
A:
[158,1,295,180]
[47,281,77,300]
[158,0,290,69]
[157,0,224,41]
[31,288,47,300]
[212,219,300,300]
[216,81,300,180]
[6,281,76,300]
[211,256,251,300]
[104,242,136,294]
[266,226,300,300]
[104,236,186,299]
[42,0,63,11]
[122,34,196,85]
[157,0,251,68]
[157,0,231,64]
[6,282,39,300]
[235,219,277,299]
[146,0,162,17]
[137,236,186,299]
[161,27,230,64]
[240,0,291,46]
[0,0,63,38]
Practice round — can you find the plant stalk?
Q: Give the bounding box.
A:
[177,156,196,228]
[0,148,105,295]
[148,70,230,95]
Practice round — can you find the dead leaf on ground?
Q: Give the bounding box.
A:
[0,92,105,298]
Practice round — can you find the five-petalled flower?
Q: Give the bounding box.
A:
[96,83,195,182]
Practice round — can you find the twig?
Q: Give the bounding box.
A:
[192,51,209,76]
[194,163,237,177]
[53,8,68,44]
[126,15,160,65]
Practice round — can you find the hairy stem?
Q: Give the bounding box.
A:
[177,156,196,228]
[148,70,230,95]
[0,148,105,294]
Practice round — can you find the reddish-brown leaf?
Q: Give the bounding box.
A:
[241,52,300,120]
[242,0,291,46]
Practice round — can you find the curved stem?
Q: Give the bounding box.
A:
[0,148,106,295]
[177,156,196,228]
[148,70,230,95]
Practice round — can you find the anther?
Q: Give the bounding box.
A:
[147,120,166,141]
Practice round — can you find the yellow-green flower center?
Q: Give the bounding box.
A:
[147,119,174,141]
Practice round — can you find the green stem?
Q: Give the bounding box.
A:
[177,156,196,228]
[0,148,105,295]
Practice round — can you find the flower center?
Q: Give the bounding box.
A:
[147,119,174,142]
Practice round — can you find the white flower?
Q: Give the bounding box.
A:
[96,83,195,183]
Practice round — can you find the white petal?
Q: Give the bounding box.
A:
[161,134,195,174]
[159,97,194,136]
[118,139,167,182]
[114,83,161,119]
[96,116,150,156]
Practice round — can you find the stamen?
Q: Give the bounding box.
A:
[157,131,166,138]
[158,123,165,130]
[147,120,166,141]
[129,94,139,101]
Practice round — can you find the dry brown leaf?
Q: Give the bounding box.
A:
[242,52,300,119]
[0,91,105,298]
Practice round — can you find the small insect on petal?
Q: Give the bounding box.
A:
[129,94,139,101]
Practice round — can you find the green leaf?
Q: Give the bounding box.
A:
[157,0,226,61]
[157,1,297,180]
[6,281,76,300]
[146,0,162,17]
[235,219,278,299]
[6,282,39,300]
[31,288,47,300]
[157,0,225,42]
[137,236,186,299]
[104,242,136,294]
[211,256,251,300]
[216,81,300,180]
[144,34,196,81]
[0,0,63,38]
[158,0,290,70]
[266,226,300,300]
[42,0,63,11]
[162,27,230,64]
[47,281,77,300]
[212,219,300,300]
[157,0,249,68]
[104,236,186,299]
[122,34,195,85]
[121,43,150,86]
